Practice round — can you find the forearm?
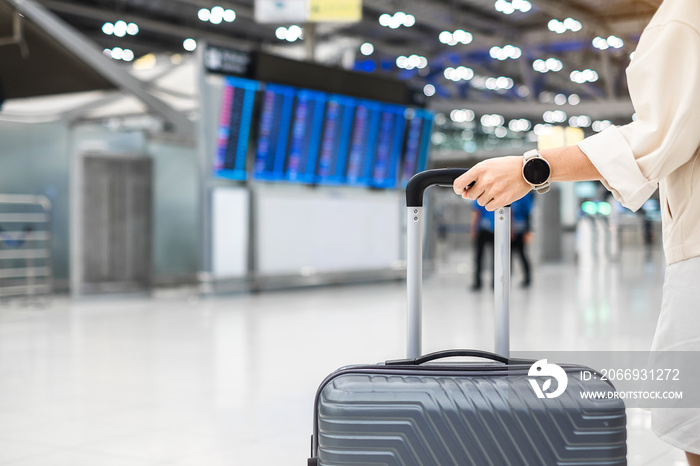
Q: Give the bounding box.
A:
[454,144,605,211]
[540,145,602,183]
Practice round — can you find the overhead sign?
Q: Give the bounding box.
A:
[254,0,308,23]
[309,0,362,22]
[205,45,254,77]
[254,0,361,23]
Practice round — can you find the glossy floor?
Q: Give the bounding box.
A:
[0,246,689,465]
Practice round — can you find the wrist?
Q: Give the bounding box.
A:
[521,149,551,193]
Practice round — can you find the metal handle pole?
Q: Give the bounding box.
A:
[407,206,423,359]
[494,206,511,357]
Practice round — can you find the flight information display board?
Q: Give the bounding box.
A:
[345,100,382,186]
[254,83,295,180]
[370,105,406,189]
[316,95,355,185]
[212,75,433,188]
[285,89,326,183]
[214,76,260,180]
[401,109,434,185]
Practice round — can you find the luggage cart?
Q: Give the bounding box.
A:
[0,194,52,305]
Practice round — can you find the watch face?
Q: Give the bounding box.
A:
[524,158,551,185]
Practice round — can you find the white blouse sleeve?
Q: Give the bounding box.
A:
[578,19,700,211]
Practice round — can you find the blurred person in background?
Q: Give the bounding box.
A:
[453,0,700,462]
[511,192,533,288]
[469,202,494,291]
[470,194,533,290]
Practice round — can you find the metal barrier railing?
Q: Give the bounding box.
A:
[0,195,52,304]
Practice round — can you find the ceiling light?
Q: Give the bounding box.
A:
[563,17,582,31]
[509,119,531,132]
[534,124,553,135]
[113,20,127,37]
[512,0,532,12]
[517,85,530,97]
[183,38,197,52]
[126,23,139,35]
[592,120,613,132]
[457,66,474,80]
[380,12,416,28]
[490,45,521,60]
[104,46,136,62]
[545,58,562,71]
[423,84,435,96]
[439,29,473,46]
[549,18,581,34]
[481,114,505,127]
[495,126,508,138]
[450,109,475,123]
[543,110,567,123]
[198,8,210,21]
[570,69,598,83]
[102,22,114,35]
[223,9,236,22]
[360,42,374,56]
[593,37,609,50]
[607,35,624,48]
[277,25,303,42]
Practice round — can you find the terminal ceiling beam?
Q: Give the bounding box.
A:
[6,0,194,134]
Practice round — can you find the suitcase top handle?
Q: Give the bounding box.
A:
[406,168,469,207]
[387,349,511,366]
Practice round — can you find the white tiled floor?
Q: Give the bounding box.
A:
[0,245,690,465]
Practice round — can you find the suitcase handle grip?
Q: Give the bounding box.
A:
[406,168,468,207]
[386,349,510,366]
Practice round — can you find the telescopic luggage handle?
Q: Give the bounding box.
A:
[405,169,511,359]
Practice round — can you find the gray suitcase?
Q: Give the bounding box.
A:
[309,169,626,466]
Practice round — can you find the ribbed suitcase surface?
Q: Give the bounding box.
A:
[314,365,626,466]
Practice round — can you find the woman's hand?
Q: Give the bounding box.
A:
[453,156,532,211]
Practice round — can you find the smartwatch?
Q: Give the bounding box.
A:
[522,149,551,194]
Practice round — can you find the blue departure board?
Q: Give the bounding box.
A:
[285,89,326,183]
[370,105,406,189]
[214,76,259,180]
[316,95,355,185]
[345,101,382,186]
[213,73,433,189]
[254,83,295,180]
[401,109,434,185]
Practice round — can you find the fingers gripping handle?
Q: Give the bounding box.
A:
[406,169,467,359]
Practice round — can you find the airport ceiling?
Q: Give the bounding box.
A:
[2,0,662,114]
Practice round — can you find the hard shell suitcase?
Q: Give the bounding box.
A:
[309,169,627,466]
